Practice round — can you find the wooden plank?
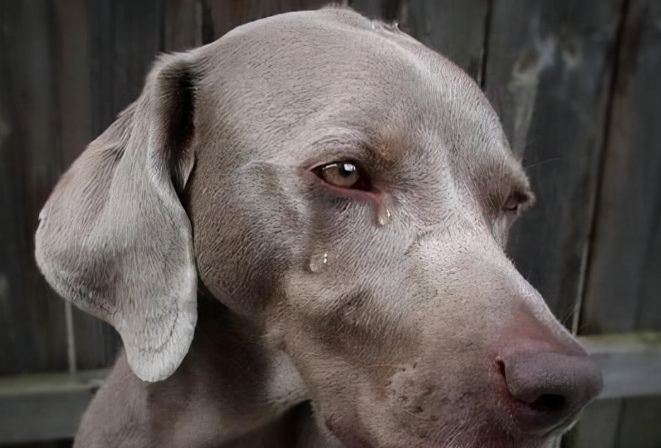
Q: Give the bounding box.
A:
[582,332,661,399]
[483,0,624,328]
[565,399,621,448]
[0,0,69,375]
[164,0,204,52]
[53,0,94,169]
[109,0,164,121]
[350,0,400,21]
[203,0,261,43]
[0,1,24,376]
[581,0,661,337]
[390,0,489,82]
[203,0,330,43]
[615,397,661,448]
[0,370,107,444]
[570,330,661,447]
[570,397,661,448]
[578,1,661,447]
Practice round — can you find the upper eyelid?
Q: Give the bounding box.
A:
[302,144,375,172]
[310,158,364,172]
[501,187,534,205]
[512,189,535,209]
[302,129,395,168]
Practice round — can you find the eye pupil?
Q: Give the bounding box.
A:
[316,161,366,189]
[339,163,357,177]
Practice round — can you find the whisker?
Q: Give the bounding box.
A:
[523,157,567,170]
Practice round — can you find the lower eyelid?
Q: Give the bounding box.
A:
[308,172,380,203]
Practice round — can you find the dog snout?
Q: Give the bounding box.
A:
[495,349,602,436]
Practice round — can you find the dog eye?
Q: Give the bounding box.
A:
[503,191,531,214]
[504,201,519,213]
[315,162,368,189]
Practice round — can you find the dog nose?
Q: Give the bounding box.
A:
[497,351,602,435]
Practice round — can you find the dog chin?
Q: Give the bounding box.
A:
[329,424,558,448]
[357,435,554,448]
[429,433,558,448]
[335,437,554,448]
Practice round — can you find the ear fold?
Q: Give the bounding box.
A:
[35,53,198,382]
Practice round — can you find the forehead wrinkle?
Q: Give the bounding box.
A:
[302,103,420,170]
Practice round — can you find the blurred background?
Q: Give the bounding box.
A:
[0,0,659,447]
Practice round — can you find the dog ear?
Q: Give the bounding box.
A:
[35,53,198,382]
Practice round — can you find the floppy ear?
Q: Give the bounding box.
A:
[35,53,198,382]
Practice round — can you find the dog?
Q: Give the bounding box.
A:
[35,6,602,448]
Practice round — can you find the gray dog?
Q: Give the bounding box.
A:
[35,6,601,448]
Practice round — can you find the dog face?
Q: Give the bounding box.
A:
[35,7,601,448]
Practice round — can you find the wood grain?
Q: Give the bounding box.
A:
[577,0,661,447]
[0,369,106,443]
[164,0,204,52]
[203,0,330,43]
[395,0,488,81]
[0,0,69,375]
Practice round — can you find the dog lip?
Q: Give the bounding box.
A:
[490,369,566,438]
[499,390,584,438]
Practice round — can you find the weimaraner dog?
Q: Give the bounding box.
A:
[35,6,601,448]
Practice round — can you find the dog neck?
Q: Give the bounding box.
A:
[76,293,314,447]
[170,293,311,445]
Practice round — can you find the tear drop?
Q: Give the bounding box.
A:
[308,251,329,273]
[376,203,391,227]
[374,194,393,227]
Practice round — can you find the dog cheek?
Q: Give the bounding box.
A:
[190,169,311,315]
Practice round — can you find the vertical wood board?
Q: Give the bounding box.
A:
[0,0,69,375]
[164,0,204,52]
[484,0,623,327]
[203,0,330,43]
[582,0,661,335]
[394,0,488,81]
[578,1,661,447]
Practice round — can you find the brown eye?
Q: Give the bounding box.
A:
[318,162,361,189]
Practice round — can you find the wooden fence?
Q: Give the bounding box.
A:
[0,0,659,446]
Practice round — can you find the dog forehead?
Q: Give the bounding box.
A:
[200,10,488,118]
[196,8,521,183]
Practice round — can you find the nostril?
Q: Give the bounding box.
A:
[529,394,566,414]
[497,351,602,436]
[496,358,506,377]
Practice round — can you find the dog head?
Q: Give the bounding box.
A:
[36,7,601,448]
